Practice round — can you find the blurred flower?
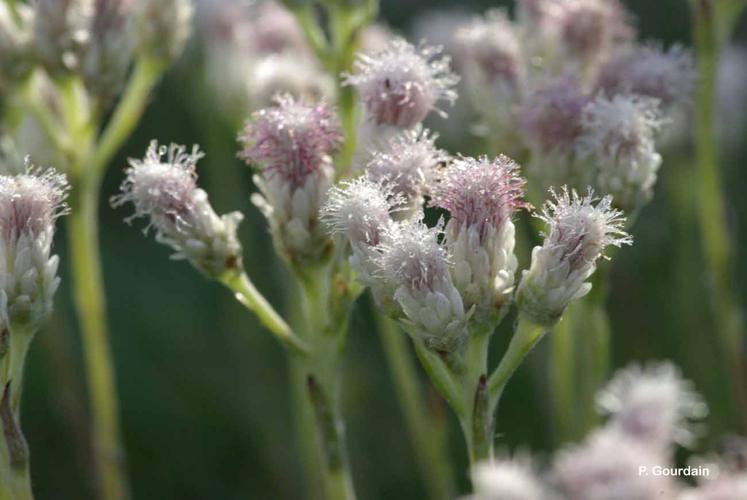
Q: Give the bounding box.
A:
[553,428,674,500]
[680,472,747,500]
[0,164,69,331]
[245,0,308,56]
[247,52,334,109]
[112,141,243,278]
[33,0,94,75]
[717,45,747,152]
[520,75,590,193]
[430,155,529,319]
[470,456,544,500]
[597,361,707,450]
[375,217,468,352]
[238,95,341,264]
[0,2,35,89]
[137,0,193,64]
[517,187,631,326]
[344,38,459,129]
[577,94,664,211]
[365,126,447,215]
[596,44,696,114]
[82,0,136,103]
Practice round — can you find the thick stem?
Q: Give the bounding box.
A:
[69,178,129,500]
[375,314,454,500]
[692,0,747,431]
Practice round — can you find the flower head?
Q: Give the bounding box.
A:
[137,0,193,63]
[596,44,696,112]
[553,429,674,500]
[517,187,631,325]
[521,76,589,156]
[344,38,459,128]
[365,127,447,213]
[375,217,467,351]
[33,0,94,75]
[238,94,342,189]
[113,141,243,277]
[597,362,707,450]
[471,456,543,500]
[0,163,69,330]
[577,94,664,210]
[431,155,528,237]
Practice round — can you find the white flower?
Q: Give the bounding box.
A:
[0,164,69,331]
[137,0,193,63]
[33,0,94,75]
[577,94,664,211]
[553,428,674,500]
[375,217,467,352]
[430,155,529,319]
[597,361,708,450]
[517,187,631,325]
[344,38,459,128]
[470,457,543,500]
[112,141,243,278]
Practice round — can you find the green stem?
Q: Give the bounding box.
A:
[488,315,547,401]
[69,177,129,500]
[375,314,454,500]
[219,270,308,355]
[692,0,747,431]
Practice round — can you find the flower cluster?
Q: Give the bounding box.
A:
[112,141,243,278]
[470,361,714,499]
[238,95,342,265]
[0,164,69,331]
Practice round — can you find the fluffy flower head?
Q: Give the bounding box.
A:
[597,362,708,449]
[344,38,459,128]
[455,10,522,85]
[471,457,543,500]
[430,155,529,237]
[238,94,342,189]
[556,0,633,63]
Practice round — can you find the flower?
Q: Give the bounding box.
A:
[238,95,341,264]
[365,127,447,215]
[247,52,335,110]
[321,177,399,307]
[596,44,696,113]
[137,0,193,63]
[470,456,544,500]
[577,94,664,211]
[375,217,467,351]
[430,155,529,319]
[112,141,243,278]
[553,428,674,500]
[596,362,707,450]
[344,38,459,128]
[33,0,93,75]
[0,2,34,89]
[517,187,631,325]
[520,76,590,192]
[0,163,69,331]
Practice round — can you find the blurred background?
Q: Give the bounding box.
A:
[20,0,747,498]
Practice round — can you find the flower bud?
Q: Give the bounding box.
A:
[112,141,243,278]
[596,362,707,451]
[375,217,468,352]
[470,457,543,500]
[238,95,342,265]
[516,187,631,326]
[365,127,447,216]
[553,428,674,500]
[136,0,193,64]
[0,164,69,331]
[82,0,136,103]
[344,38,459,129]
[0,2,34,90]
[430,155,529,321]
[577,94,664,211]
[33,0,94,75]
